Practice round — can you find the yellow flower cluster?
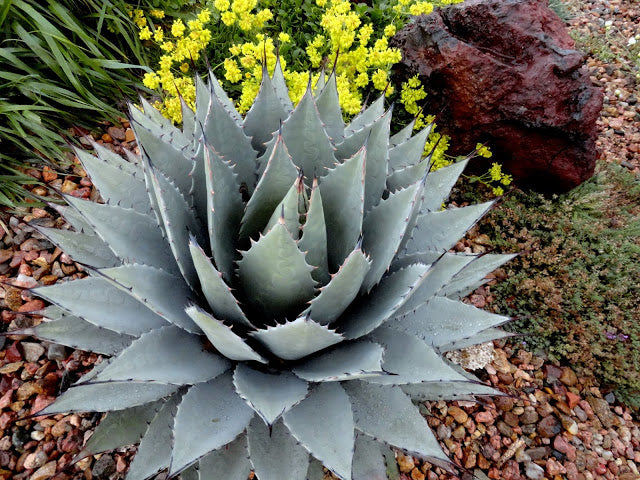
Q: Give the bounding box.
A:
[214,0,273,31]
[476,143,492,159]
[304,0,402,108]
[140,9,214,123]
[399,75,427,121]
[467,145,512,195]
[131,9,147,28]
[394,0,462,15]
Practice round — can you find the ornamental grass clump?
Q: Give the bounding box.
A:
[16,65,516,479]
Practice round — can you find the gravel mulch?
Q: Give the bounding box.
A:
[568,0,640,172]
[1,1,639,479]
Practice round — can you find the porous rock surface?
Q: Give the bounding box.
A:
[391,0,604,192]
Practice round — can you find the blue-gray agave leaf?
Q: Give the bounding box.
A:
[22,63,517,480]
[248,417,310,480]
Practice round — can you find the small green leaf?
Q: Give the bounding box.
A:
[170,372,255,476]
[240,133,298,240]
[299,177,329,284]
[185,306,266,363]
[37,382,178,415]
[203,145,244,281]
[248,417,309,480]
[361,183,421,292]
[343,381,449,464]
[189,239,251,328]
[88,325,230,385]
[305,248,371,325]
[319,147,365,270]
[237,222,315,319]
[283,383,354,480]
[250,316,344,361]
[315,72,345,143]
[243,63,288,153]
[293,341,384,382]
[233,364,308,425]
[281,86,337,181]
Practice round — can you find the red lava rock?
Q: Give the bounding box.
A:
[392,0,603,192]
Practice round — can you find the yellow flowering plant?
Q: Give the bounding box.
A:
[133,0,511,195]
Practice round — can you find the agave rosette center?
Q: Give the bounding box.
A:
[22,62,516,480]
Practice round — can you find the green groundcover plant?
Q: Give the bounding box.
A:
[478,163,640,408]
[0,0,154,207]
[12,65,517,479]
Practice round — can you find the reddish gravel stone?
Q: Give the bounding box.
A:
[475,411,494,423]
[17,299,45,313]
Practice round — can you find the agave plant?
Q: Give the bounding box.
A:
[18,61,516,480]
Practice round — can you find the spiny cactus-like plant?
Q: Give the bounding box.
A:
[18,61,516,480]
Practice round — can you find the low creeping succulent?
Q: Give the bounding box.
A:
[17,60,516,480]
